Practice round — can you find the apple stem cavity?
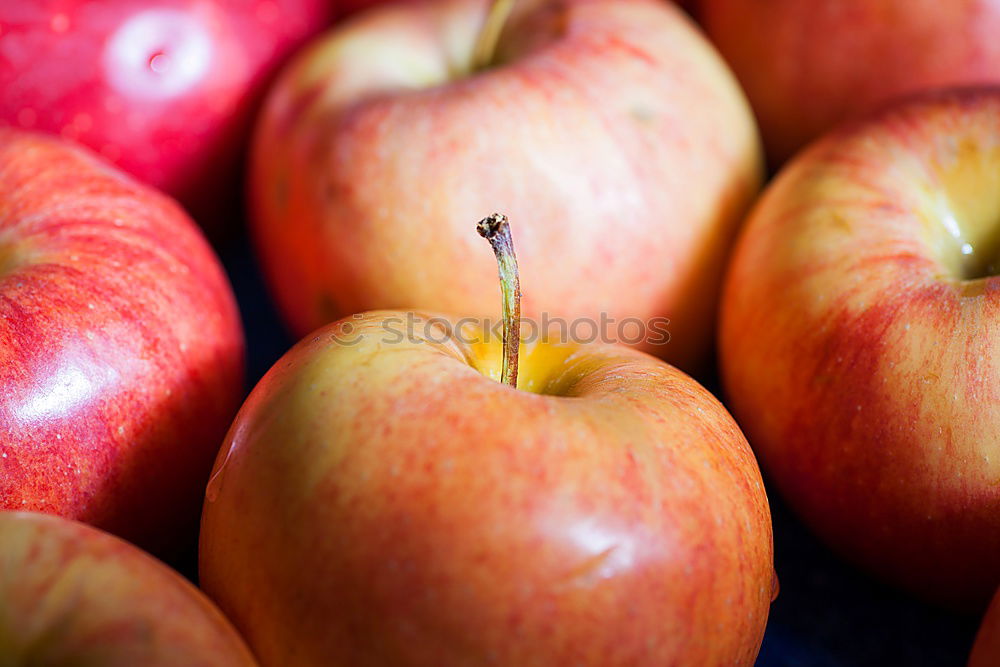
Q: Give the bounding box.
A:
[477,212,521,388]
[472,0,516,71]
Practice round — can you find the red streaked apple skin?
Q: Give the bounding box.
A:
[0,129,245,561]
[698,0,1000,164]
[0,512,256,666]
[970,588,1000,667]
[200,312,774,666]
[250,0,762,373]
[0,0,331,230]
[719,89,1000,609]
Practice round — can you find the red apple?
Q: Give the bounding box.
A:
[0,511,256,665]
[698,0,1000,164]
[0,0,333,231]
[719,88,1000,609]
[0,129,245,562]
[249,0,762,373]
[201,316,774,664]
[970,587,1000,667]
[201,215,773,667]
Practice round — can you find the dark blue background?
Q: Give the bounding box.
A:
[218,234,981,667]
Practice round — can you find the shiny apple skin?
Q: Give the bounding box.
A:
[250,0,762,373]
[200,311,774,666]
[719,89,1000,609]
[0,512,256,666]
[698,0,1000,164]
[0,0,332,230]
[0,129,245,561]
[970,588,1000,667]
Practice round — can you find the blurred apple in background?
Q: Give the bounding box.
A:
[200,308,774,665]
[698,0,1000,164]
[0,512,256,666]
[250,0,762,374]
[0,0,333,233]
[0,129,245,563]
[719,89,1000,609]
[970,587,1000,667]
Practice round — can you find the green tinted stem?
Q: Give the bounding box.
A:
[472,0,516,71]
[477,213,520,388]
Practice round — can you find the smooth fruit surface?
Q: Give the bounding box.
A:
[0,129,244,560]
[0,512,256,666]
[719,89,1000,609]
[201,312,774,666]
[0,0,331,229]
[699,0,1000,163]
[250,0,762,372]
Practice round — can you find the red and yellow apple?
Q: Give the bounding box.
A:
[0,511,256,666]
[200,309,774,665]
[698,0,1000,164]
[0,129,244,562]
[719,88,1000,609]
[0,0,332,230]
[250,0,762,373]
[970,587,1000,667]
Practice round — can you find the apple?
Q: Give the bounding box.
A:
[200,213,774,665]
[249,0,762,373]
[0,129,245,563]
[0,0,333,232]
[719,88,1000,609]
[697,0,1000,164]
[970,587,1000,667]
[0,511,255,665]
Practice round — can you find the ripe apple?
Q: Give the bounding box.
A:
[0,129,245,563]
[0,0,332,231]
[0,511,255,665]
[249,0,762,373]
[698,0,1000,164]
[970,587,1000,667]
[200,214,774,665]
[719,88,1000,609]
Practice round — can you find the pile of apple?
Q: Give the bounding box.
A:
[0,0,998,664]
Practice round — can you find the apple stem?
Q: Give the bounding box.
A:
[477,213,520,388]
[472,0,516,71]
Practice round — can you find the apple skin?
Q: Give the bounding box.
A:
[970,587,1000,667]
[0,129,245,562]
[698,0,1000,164]
[719,88,1000,609]
[200,311,774,665]
[0,511,256,666]
[249,0,762,373]
[0,0,332,231]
